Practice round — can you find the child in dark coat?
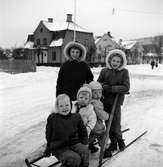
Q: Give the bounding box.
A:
[45,94,89,167]
[56,41,94,101]
[97,49,130,157]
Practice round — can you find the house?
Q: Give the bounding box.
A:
[121,40,144,64]
[24,14,95,66]
[94,32,119,66]
[133,35,163,64]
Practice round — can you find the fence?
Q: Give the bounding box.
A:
[0,59,36,74]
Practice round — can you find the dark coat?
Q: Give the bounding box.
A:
[45,113,88,156]
[56,60,94,101]
[97,68,130,107]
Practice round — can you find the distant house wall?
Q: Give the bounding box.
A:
[0,60,36,74]
[95,34,119,66]
[48,47,62,65]
[34,22,53,46]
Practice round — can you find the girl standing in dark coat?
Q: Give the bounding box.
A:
[97,49,130,157]
[56,41,94,101]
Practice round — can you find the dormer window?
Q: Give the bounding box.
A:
[43,38,47,45]
[40,28,43,33]
[36,39,40,45]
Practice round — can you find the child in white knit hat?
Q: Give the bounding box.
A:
[72,85,97,137]
[88,81,109,153]
[45,94,89,167]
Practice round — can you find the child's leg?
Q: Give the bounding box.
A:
[70,143,89,167]
[110,105,125,150]
[57,149,81,167]
[110,105,122,141]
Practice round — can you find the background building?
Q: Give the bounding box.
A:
[24,14,95,66]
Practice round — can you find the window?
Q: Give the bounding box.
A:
[52,52,56,61]
[40,28,43,32]
[43,38,47,45]
[84,39,89,47]
[36,39,40,45]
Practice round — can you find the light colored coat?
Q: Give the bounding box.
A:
[91,99,109,134]
[72,102,97,136]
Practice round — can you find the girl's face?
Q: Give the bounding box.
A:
[70,48,80,60]
[92,89,102,100]
[110,56,122,69]
[78,92,90,106]
[57,96,71,116]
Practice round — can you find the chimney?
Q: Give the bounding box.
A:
[48,18,53,23]
[66,14,72,22]
[107,31,112,38]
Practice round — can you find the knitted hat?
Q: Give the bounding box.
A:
[105,49,127,70]
[64,41,86,61]
[89,81,102,90]
[55,94,72,113]
[77,85,92,100]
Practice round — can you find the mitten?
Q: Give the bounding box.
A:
[102,84,112,94]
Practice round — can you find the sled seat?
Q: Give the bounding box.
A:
[25,155,60,167]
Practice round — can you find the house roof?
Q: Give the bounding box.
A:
[121,40,137,49]
[42,20,90,33]
[95,33,119,48]
[146,52,158,57]
[49,38,63,47]
[95,37,101,44]
[24,41,34,49]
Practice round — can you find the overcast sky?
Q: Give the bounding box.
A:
[0,0,163,48]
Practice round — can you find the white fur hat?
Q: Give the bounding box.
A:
[89,81,102,90]
[64,41,87,61]
[105,49,127,70]
[77,86,92,99]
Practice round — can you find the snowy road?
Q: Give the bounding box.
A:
[0,65,163,167]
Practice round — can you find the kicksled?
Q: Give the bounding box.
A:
[24,128,147,167]
[24,94,147,167]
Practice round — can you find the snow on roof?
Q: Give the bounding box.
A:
[121,40,137,49]
[146,53,158,57]
[24,41,34,49]
[95,37,101,44]
[42,21,90,33]
[49,38,63,47]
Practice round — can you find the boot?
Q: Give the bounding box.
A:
[103,148,112,158]
[88,143,99,153]
[118,139,125,151]
[108,142,117,152]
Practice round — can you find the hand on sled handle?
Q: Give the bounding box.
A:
[102,84,112,94]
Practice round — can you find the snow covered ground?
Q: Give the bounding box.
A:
[0,64,163,167]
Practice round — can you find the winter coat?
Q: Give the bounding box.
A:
[91,99,109,134]
[97,49,130,107]
[72,102,97,136]
[56,60,94,101]
[45,113,88,157]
